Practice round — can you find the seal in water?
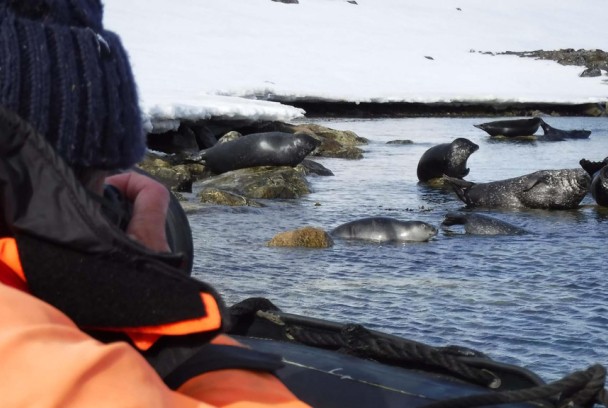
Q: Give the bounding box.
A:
[330,217,438,243]
[443,169,590,210]
[539,119,591,141]
[474,117,542,137]
[581,157,608,207]
[441,212,528,235]
[590,166,608,207]
[194,131,320,174]
[416,138,479,182]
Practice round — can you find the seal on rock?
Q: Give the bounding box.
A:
[330,217,437,243]
[194,131,320,174]
[443,169,590,210]
[581,157,608,207]
[474,117,542,137]
[539,120,591,141]
[416,138,479,182]
[441,212,528,235]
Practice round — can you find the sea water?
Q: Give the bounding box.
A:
[187,116,608,382]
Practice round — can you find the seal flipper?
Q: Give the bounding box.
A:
[580,158,608,177]
[442,175,475,206]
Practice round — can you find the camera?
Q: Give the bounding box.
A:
[101,183,194,274]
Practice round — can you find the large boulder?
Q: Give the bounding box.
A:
[196,165,312,199]
[267,227,334,248]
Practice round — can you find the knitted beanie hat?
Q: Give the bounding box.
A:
[0,0,145,170]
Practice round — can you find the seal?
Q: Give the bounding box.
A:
[441,212,528,235]
[580,157,608,177]
[194,131,321,174]
[580,157,608,206]
[330,217,438,243]
[416,138,479,182]
[539,120,591,141]
[590,166,608,207]
[443,169,590,210]
[474,117,542,137]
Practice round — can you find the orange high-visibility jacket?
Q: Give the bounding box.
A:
[0,238,310,408]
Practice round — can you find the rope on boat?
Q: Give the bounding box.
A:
[288,323,500,388]
[422,364,608,408]
[228,298,608,408]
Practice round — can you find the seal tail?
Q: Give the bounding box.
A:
[539,118,551,134]
[442,175,475,206]
[579,158,606,177]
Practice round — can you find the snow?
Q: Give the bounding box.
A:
[102,0,608,131]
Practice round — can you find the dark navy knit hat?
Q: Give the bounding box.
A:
[0,0,145,170]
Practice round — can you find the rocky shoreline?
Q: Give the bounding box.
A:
[138,48,607,244]
[139,121,367,202]
[277,100,607,119]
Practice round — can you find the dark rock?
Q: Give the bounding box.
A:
[137,152,201,193]
[299,159,334,176]
[387,139,414,145]
[199,187,264,207]
[189,124,218,149]
[271,0,298,3]
[147,123,199,154]
[580,67,602,77]
[196,165,312,199]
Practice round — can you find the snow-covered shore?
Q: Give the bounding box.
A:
[103,0,608,129]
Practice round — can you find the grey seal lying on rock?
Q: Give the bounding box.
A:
[193,131,320,174]
[443,169,590,210]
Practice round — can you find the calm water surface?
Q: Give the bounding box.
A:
[187,116,608,382]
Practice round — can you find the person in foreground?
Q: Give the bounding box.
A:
[0,1,309,407]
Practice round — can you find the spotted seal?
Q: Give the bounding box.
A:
[443,169,590,210]
[441,212,528,235]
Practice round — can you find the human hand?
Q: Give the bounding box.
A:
[105,171,171,252]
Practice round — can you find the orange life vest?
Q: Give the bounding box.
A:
[0,237,221,349]
[0,239,309,408]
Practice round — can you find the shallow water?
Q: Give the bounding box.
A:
[187,116,608,382]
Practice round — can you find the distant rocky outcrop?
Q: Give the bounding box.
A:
[496,48,608,78]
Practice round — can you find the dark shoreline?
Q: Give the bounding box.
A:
[283,101,608,118]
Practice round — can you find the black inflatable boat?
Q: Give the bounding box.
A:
[226,298,608,408]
